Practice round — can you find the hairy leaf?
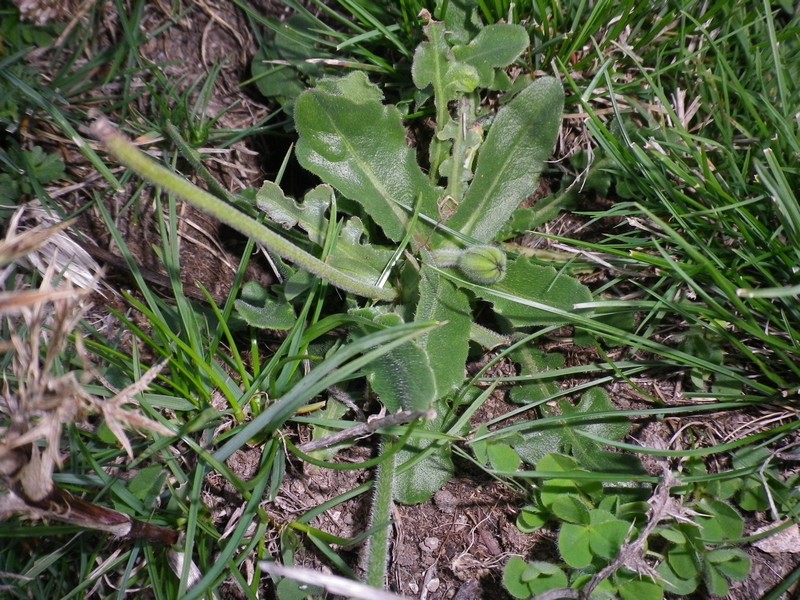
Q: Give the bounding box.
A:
[447,77,564,242]
[452,24,529,87]
[234,281,297,330]
[393,401,454,504]
[352,311,436,413]
[414,267,471,396]
[413,20,479,104]
[295,72,440,245]
[474,257,592,327]
[256,182,395,286]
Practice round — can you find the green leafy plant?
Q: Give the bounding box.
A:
[247,0,431,118]
[0,6,59,131]
[0,144,65,215]
[93,10,589,590]
[502,453,753,598]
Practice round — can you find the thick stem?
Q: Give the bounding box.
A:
[90,117,397,302]
[364,442,396,589]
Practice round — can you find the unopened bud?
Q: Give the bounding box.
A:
[456,245,506,284]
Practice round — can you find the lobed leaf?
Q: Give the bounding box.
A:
[295,71,440,245]
[256,182,395,287]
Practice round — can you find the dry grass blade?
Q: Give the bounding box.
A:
[259,562,410,600]
[0,217,75,269]
[3,201,102,291]
[0,219,176,543]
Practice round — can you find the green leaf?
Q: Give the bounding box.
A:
[704,564,731,597]
[128,465,166,505]
[705,548,751,580]
[353,311,436,413]
[509,344,564,405]
[24,146,65,184]
[588,509,629,560]
[394,400,454,504]
[414,268,472,396]
[276,577,324,600]
[559,388,632,469]
[234,282,297,331]
[656,558,699,596]
[329,218,398,285]
[452,24,529,87]
[438,0,482,45]
[295,72,440,244]
[487,443,522,472]
[251,15,326,112]
[558,509,630,569]
[536,454,603,510]
[550,495,591,525]
[475,257,592,328]
[256,182,396,287]
[665,541,701,583]
[251,52,306,112]
[513,388,633,472]
[503,558,568,599]
[309,399,349,460]
[472,425,489,464]
[497,193,569,241]
[516,506,548,533]
[447,77,564,242]
[655,526,686,545]
[558,522,594,569]
[413,19,479,102]
[616,576,664,600]
[256,182,330,244]
[695,499,743,543]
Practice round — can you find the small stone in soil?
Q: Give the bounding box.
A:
[420,536,440,553]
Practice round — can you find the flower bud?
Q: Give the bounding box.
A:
[456,245,507,284]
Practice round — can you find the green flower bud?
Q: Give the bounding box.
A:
[456,245,507,284]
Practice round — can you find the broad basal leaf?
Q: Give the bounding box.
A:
[447,77,564,242]
[352,311,436,413]
[393,399,454,505]
[295,71,440,245]
[414,267,471,396]
[473,256,592,327]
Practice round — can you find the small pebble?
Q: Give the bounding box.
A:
[434,489,458,514]
[420,536,440,553]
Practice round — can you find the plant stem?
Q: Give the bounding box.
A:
[90,117,397,302]
[364,443,396,589]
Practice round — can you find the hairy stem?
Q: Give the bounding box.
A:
[90,117,397,302]
[364,443,396,589]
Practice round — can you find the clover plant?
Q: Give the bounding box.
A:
[501,453,753,599]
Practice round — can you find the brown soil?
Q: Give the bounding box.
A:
[7,1,800,599]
